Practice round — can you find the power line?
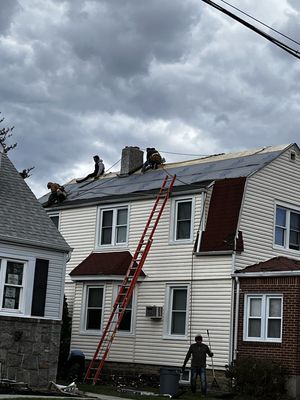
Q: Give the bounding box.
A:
[218,0,300,47]
[201,0,300,59]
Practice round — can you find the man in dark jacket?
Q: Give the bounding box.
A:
[182,334,213,395]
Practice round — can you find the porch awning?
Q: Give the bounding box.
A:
[70,251,146,277]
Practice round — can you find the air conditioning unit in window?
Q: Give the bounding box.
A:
[145,305,163,319]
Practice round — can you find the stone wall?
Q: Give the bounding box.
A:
[0,315,61,388]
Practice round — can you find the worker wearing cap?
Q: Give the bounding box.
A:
[182,334,213,395]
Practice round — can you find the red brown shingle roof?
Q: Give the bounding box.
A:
[237,256,300,274]
[70,251,145,276]
[199,177,246,252]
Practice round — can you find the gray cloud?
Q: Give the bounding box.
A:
[0,0,299,197]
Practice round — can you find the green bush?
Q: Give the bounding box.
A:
[225,357,288,399]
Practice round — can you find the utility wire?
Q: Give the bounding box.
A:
[201,0,300,59]
[218,0,300,46]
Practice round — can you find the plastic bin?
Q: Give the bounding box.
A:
[159,368,180,395]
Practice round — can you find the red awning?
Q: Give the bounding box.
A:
[70,251,145,276]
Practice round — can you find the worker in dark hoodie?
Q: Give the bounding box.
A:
[182,334,213,395]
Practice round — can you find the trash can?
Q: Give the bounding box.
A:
[159,368,180,395]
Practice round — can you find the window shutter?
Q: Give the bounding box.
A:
[31,259,49,317]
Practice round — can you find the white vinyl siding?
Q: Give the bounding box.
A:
[0,243,66,320]
[244,294,282,342]
[235,145,300,270]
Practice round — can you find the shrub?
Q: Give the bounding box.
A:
[225,357,288,399]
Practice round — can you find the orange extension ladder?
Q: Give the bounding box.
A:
[84,174,176,384]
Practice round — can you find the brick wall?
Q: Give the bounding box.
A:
[0,315,62,388]
[236,276,300,374]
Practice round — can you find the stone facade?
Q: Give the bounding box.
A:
[0,315,61,388]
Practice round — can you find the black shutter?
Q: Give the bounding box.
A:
[31,258,49,317]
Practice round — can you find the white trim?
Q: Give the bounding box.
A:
[113,283,137,337]
[80,283,105,335]
[47,211,61,230]
[163,283,190,340]
[243,294,283,343]
[71,274,145,282]
[0,254,35,317]
[169,196,195,244]
[273,200,300,253]
[95,203,130,249]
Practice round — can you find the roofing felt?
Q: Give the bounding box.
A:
[199,177,246,252]
[0,153,71,252]
[237,256,300,274]
[70,251,146,277]
[39,143,292,208]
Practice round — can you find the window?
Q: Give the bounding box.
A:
[275,205,300,251]
[244,295,282,342]
[47,212,60,229]
[115,285,134,334]
[84,286,104,331]
[0,259,25,311]
[172,198,194,242]
[165,285,189,338]
[98,206,128,246]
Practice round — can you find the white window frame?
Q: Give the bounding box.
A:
[80,284,105,335]
[0,254,36,316]
[96,204,129,248]
[170,197,195,243]
[47,211,60,230]
[244,294,283,343]
[163,284,190,340]
[113,284,136,336]
[274,201,300,253]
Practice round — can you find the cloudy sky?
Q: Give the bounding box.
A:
[1,0,300,198]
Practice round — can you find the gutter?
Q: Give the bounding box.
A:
[0,235,72,253]
[232,270,300,278]
[70,274,146,282]
[195,250,234,256]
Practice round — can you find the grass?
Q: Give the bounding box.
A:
[77,383,235,400]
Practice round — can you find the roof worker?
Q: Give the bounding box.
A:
[141,147,164,173]
[182,334,214,395]
[43,182,67,207]
[76,155,105,183]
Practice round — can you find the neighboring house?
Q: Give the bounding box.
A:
[0,145,71,387]
[41,143,300,397]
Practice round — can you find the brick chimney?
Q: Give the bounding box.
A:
[120,146,144,175]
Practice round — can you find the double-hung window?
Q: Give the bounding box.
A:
[244,294,282,342]
[115,285,135,334]
[0,259,25,312]
[165,285,189,338]
[48,212,60,229]
[98,206,128,247]
[172,198,194,242]
[275,204,300,251]
[84,286,104,332]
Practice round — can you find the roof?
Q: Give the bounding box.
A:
[198,177,246,252]
[70,251,146,277]
[0,152,71,252]
[39,143,294,208]
[236,256,300,274]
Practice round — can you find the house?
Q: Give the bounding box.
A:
[0,144,71,387]
[41,143,300,397]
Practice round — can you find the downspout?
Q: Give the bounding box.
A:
[233,276,240,361]
[190,189,207,344]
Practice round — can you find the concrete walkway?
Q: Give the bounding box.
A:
[0,392,131,400]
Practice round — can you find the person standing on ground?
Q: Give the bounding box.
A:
[182,334,214,395]
[76,155,105,183]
